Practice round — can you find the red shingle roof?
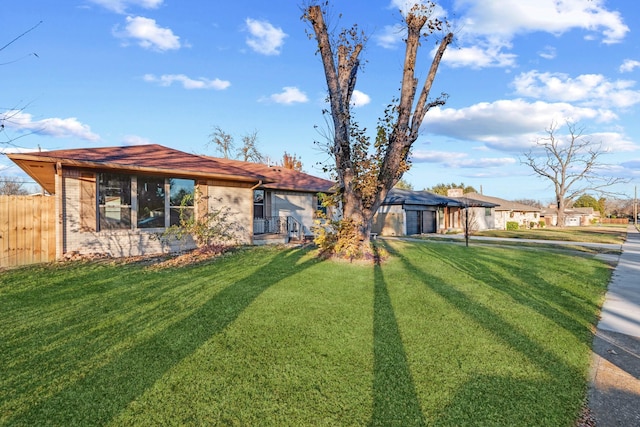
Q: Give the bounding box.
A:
[8,144,335,194]
[204,156,335,193]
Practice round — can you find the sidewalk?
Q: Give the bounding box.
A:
[588,225,640,426]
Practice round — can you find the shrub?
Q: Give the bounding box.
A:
[160,195,243,248]
[506,221,519,231]
[529,221,537,229]
[312,216,339,256]
[313,217,364,260]
[538,220,546,228]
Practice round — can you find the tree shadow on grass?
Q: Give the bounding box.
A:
[403,241,606,344]
[370,263,426,426]
[9,247,318,426]
[382,242,586,423]
[433,374,569,426]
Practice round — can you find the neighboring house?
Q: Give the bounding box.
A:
[372,188,497,236]
[457,192,542,230]
[540,206,600,226]
[8,144,334,259]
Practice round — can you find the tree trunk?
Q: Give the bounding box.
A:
[557,198,566,227]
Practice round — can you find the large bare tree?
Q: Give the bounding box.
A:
[522,120,627,227]
[304,2,453,256]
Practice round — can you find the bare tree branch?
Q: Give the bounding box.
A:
[521,120,629,226]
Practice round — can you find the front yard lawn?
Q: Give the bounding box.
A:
[0,242,611,426]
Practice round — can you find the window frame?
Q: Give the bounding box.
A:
[169,178,195,226]
[96,173,195,231]
[253,189,265,219]
[97,173,132,230]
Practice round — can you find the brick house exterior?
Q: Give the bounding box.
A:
[9,144,333,259]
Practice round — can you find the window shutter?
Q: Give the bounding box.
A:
[80,173,97,231]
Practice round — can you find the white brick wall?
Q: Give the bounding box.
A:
[272,191,315,236]
[61,172,193,258]
[59,171,318,258]
[207,185,253,244]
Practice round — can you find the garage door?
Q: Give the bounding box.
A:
[422,210,436,233]
[406,210,420,235]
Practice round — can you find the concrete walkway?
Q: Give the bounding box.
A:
[589,225,640,426]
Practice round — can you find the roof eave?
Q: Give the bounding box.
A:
[7,153,272,194]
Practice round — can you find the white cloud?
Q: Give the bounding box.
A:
[383,1,628,69]
[2,110,100,142]
[620,59,640,73]
[375,24,405,50]
[267,87,308,105]
[411,150,467,163]
[538,46,556,60]
[88,0,163,14]
[121,135,153,145]
[512,70,640,108]
[0,147,41,155]
[459,157,517,168]
[588,132,639,153]
[438,0,628,69]
[114,16,181,51]
[351,90,371,107]
[411,149,516,168]
[422,99,619,151]
[621,159,640,169]
[143,74,231,90]
[456,0,628,45]
[245,18,287,56]
[443,40,517,68]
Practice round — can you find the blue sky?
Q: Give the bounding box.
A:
[2,0,639,203]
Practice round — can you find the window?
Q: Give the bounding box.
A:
[170,178,195,226]
[485,207,491,216]
[98,173,131,229]
[316,194,327,216]
[137,176,166,228]
[97,173,195,230]
[254,189,264,218]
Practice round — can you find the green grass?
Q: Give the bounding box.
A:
[474,226,627,244]
[0,242,612,426]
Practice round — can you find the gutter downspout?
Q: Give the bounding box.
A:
[249,181,263,245]
[55,162,63,260]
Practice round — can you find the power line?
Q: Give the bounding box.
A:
[0,178,37,184]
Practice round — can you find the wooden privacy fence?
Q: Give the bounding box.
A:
[600,218,630,225]
[0,195,56,268]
